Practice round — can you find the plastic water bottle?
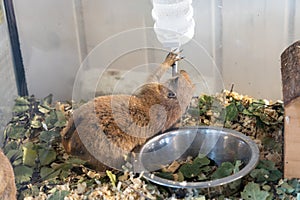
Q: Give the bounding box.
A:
[151,0,195,48]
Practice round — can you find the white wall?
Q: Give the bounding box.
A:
[0,2,18,145]
[13,0,81,101]
[222,0,300,100]
[12,0,300,101]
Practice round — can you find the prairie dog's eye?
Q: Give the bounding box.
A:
[167,91,176,98]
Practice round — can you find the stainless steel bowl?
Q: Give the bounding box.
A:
[138,126,259,193]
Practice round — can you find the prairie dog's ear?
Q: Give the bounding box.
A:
[166,76,179,90]
[180,70,192,85]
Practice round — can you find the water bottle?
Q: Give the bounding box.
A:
[151,0,195,48]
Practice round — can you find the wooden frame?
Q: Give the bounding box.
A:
[281,40,300,178]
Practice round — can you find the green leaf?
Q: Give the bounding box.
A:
[44,110,66,128]
[235,101,245,112]
[241,182,270,200]
[266,193,274,200]
[225,102,239,121]
[13,158,23,166]
[253,99,267,105]
[38,148,57,166]
[14,96,30,105]
[38,105,51,114]
[156,172,174,180]
[198,95,214,115]
[193,156,211,167]
[250,168,270,182]
[197,173,207,181]
[30,185,40,197]
[179,163,201,179]
[39,131,60,143]
[234,160,243,174]
[38,94,54,113]
[45,110,58,129]
[242,109,253,115]
[6,149,22,162]
[255,117,265,129]
[199,166,212,173]
[177,171,185,182]
[18,188,34,200]
[276,187,284,195]
[22,142,38,167]
[262,184,271,191]
[3,141,18,154]
[288,179,300,193]
[51,162,73,171]
[199,95,213,106]
[24,129,31,138]
[5,150,18,161]
[211,162,234,179]
[6,125,26,139]
[257,160,276,171]
[54,110,67,128]
[30,115,42,129]
[280,182,295,194]
[48,190,70,200]
[40,166,61,180]
[229,179,242,190]
[65,157,86,165]
[250,168,281,182]
[14,165,33,184]
[12,105,30,113]
[42,94,53,106]
[106,170,117,187]
[60,169,71,180]
[268,170,282,182]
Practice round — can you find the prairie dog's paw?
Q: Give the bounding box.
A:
[163,50,183,66]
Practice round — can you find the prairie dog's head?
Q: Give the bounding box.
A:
[162,69,195,112]
[130,69,195,132]
[144,69,195,132]
[135,70,194,107]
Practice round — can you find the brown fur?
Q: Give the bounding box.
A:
[61,52,195,171]
[0,150,16,200]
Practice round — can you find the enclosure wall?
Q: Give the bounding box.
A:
[12,0,300,100]
[0,1,18,145]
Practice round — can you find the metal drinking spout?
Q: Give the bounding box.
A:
[172,61,178,77]
[171,48,183,77]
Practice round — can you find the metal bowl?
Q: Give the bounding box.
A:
[137,126,259,196]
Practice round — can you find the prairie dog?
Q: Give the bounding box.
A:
[61,51,195,171]
[0,149,16,200]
